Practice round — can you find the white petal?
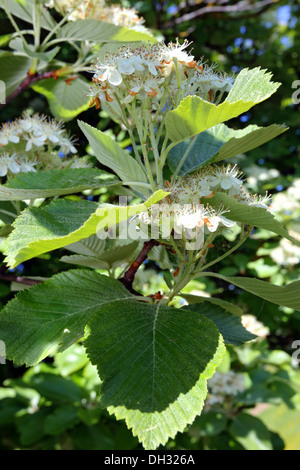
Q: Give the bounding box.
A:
[219,215,235,228]
[49,134,59,143]
[0,136,8,145]
[220,178,233,190]
[25,140,32,151]
[9,135,20,144]
[118,60,134,75]
[0,162,8,177]
[8,160,20,173]
[108,69,123,86]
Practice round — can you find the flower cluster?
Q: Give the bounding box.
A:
[88,41,234,121]
[270,235,300,266]
[241,314,270,338]
[205,371,246,408]
[0,112,89,178]
[47,0,146,30]
[135,164,271,248]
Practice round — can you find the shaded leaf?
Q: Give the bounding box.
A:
[0,270,135,366]
[85,300,226,449]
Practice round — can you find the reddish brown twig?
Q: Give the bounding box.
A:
[120,239,159,295]
[0,69,61,110]
[0,273,44,286]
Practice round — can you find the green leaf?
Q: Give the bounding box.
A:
[191,411,228,437]
[0,168,119,201]
[0,33,12,47]
[209,192,299,245]
[78,121,149,195]
[148,245,173,270]
[16,408,49,446]
[64,234,106,257]
[183,303,256,345]
[58,19,156,43]
[27,370,84,403]
[165,68,280,143]
[0,200,26,224]
[0,270,135,366]
[9,37,60,63]
[229,412,273,450]
[44,405,79,435]
[199,272,300,311]
[32,78,91,121]
[259,403,300,450]
[85,300,225,449]
[54,344,89,377]
[0,52,31,95]
[4,190,167,268]
[168,123,287,175]
[181,294,243,316]
[60,241,140,270]
[0,0,56,31]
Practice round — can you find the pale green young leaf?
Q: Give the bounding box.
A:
[32,78,91,122]
[0,53,31,95]
[208,192,299,246]
[0,168,119,201]
[0,0,56,31]
[0,270,135,366]
[64,234,106,257]
[85,300,225,449]
[9,37,60,63]
[58,19,156,43]
[4,190,167,268]
[165,68,281,143]
[78,121,149,195]
[198,272,300,311]
[60,241,140,270]
[168,123,287,175]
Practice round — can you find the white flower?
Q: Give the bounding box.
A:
[209,164,243,191]
[0,153,20,176]
[48,1,146,29]
[94,65,123,86]
[19,159,37,173]
[270,238,300,266]
[287,178,300,201]
[241,314,269,338]
[0,122,21,145]
[24,134,47,151]
[204,210,236,233]
[160,40,196,76]
[0,112,78,172]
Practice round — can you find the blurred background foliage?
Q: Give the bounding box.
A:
[0,0,300,450]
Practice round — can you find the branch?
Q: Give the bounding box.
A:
[0,69,60,110]
[0,273,44,286]
[169,0,280,25]
[119,239,159,294]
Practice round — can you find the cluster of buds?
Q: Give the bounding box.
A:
[135,164,271,249]
[0,112,89,178]
[47,0,146,30]
[205,371,246,408]
[88,41,234,123]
